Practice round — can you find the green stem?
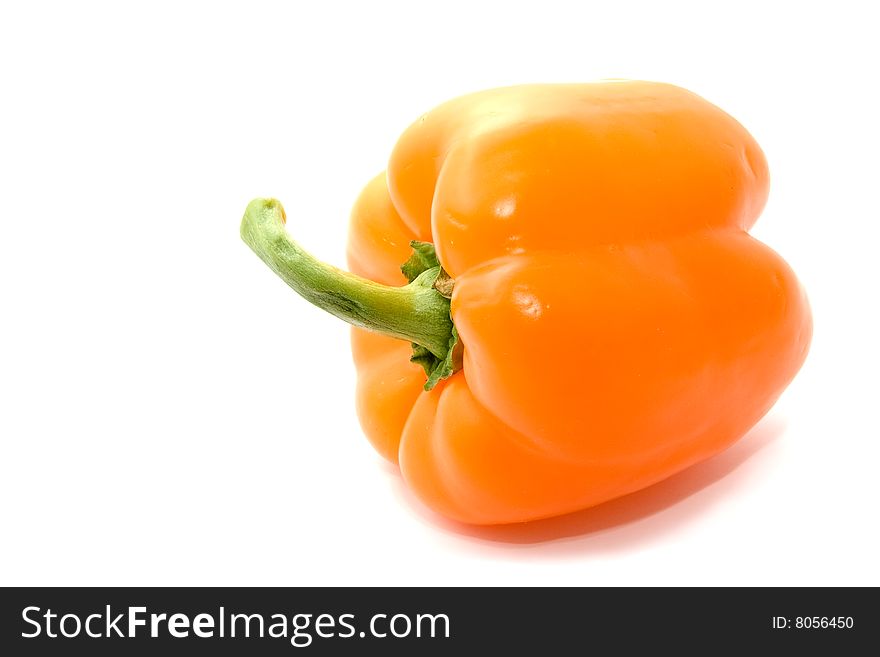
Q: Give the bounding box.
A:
[240,198,454,359]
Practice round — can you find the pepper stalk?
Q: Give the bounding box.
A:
[240,198,461,390]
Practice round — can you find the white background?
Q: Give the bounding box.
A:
[1,1,877,586]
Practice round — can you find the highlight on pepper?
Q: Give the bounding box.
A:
[241,81,812,525]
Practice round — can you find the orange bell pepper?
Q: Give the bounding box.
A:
[241,81,812,525]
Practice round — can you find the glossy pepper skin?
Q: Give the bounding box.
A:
[345,82,811,524]
[243,81,812,525]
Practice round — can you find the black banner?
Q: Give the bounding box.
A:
[0,587,873,654]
